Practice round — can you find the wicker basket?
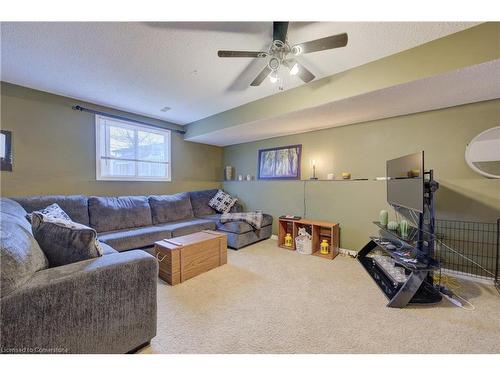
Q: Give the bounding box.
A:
[295,236,312,255]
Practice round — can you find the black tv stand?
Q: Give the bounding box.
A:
[357,166,442,308]
[358,236,441,308]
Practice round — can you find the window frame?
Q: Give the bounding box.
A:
[95,114,172,182]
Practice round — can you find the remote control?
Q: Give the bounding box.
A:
[279,215,302,220]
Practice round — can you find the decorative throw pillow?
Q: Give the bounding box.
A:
[208,190,238,214]
[31,212,103,267]
[26,203,71,223]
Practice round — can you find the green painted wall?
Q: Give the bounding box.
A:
[0,82,223,196]
[187,22,500,139]
[223,100,500,251]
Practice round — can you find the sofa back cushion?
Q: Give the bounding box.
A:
[149,192,194,224]
[189,189,219,217]
[88,196,153,233]
[1,198,49,297]
[12,195,90,226]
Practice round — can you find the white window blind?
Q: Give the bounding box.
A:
[95,115,171,181]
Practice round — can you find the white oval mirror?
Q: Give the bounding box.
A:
[465,126,500,179]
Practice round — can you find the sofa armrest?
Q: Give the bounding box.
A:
[0,250,158,353]
[230,202,244,213]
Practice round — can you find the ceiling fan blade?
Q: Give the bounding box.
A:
[296,64,315,83]
[250,65,272,86]
[292,33,348,54]
[218,50,267,58]
[273,21,289,43]
[285,59,315,83]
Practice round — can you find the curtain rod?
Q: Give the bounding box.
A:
[72,105,186,135]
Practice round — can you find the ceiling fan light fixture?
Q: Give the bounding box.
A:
[269,71,278,83]
[268,57,280,71]
[291,45,302,56]
[289,63,299,76]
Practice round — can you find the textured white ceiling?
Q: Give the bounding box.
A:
[0,22,478,125]
[186,60,500,146]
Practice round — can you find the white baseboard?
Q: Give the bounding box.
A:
[270,236,358,257]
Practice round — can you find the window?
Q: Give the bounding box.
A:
[95,115,171,181]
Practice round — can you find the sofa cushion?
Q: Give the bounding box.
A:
[98,241,118,255]
[189,189,219,217]
[98,225,173,252]
[149,192,194,224]
[225,225,273,249]
[88,196,153,233]
[12,195,90,226]
[0,198,49,297]
[201,213,273,234]
[159,218,216,238]
[230,202,244,213]
[31,212,103,267]
[98,218,216,251]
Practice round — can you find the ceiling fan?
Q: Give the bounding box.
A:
[217,22,348,87]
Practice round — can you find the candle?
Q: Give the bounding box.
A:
[310,159,318,180]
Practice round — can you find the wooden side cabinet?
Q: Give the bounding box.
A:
[278,218,339,260]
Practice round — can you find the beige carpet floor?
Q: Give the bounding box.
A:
[139,239,500,354]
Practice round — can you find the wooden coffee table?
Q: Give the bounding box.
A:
[154,230,227,285]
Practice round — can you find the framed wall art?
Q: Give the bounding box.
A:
[258,144,302,180]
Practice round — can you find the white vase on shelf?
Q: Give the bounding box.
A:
[224,166,233,180]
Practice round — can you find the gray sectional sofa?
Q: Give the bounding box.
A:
[0,189,272,353]
[11,189,272,251]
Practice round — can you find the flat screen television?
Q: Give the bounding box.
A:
[386,151,424,213]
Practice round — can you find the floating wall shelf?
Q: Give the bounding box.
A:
[221,178,384,182]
